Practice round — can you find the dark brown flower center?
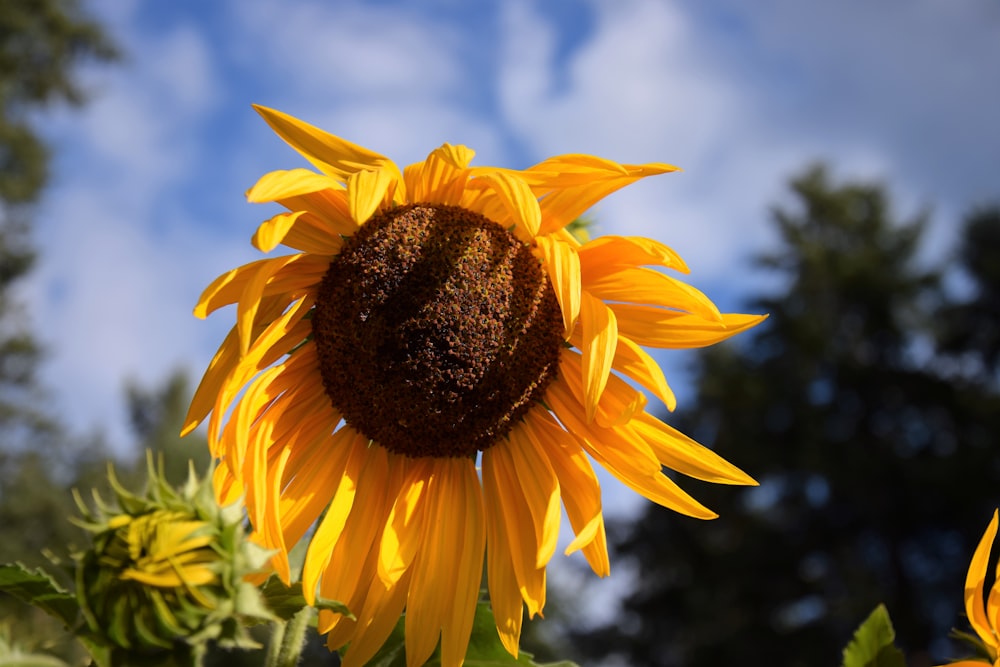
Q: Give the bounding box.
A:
[311,203,564,458]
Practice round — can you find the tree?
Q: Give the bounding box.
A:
[0,2,117,658]
[936,206,1000,382]
[0,0,118,450]
[572,165,1000,666]
[124,370,211,486]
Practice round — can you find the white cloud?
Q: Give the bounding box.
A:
[497,0,1000,292]
[22,14,227,449]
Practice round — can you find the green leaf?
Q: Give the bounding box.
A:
[0,655,73,667]
[360,602,579,667]
[258,576,352,621]
[842,604,907,667]
[0,563,78,628]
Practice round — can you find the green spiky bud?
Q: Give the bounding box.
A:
[71,456,274,661]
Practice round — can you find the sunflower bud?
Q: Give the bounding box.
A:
[72,457,273,660]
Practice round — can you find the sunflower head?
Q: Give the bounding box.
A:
[185,106,764,667]
[72,457,272,655]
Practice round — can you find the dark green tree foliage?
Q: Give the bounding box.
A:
[124,370,211,487]
[936,206,1000,381]
[0,0,118,565]
[0,0,117,450]
[573,166,1000,666]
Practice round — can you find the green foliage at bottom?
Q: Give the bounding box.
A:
[841,605,906,667]
[360,602,578,667]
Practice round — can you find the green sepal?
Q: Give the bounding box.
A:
[357,601,579,667]
[841,604,906,667]
[0,563,79,629]
[258,576,352,621]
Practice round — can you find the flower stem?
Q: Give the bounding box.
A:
[265,607,313,667]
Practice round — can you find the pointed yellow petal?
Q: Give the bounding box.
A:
[254,105,398,181]
[252,209,345,255]
[404,459,455,667]
[483,448,547,617]
[339,569,412,667]
[587,267,722,322]
[347,168,397,225]
[610,307,768,349]
[246,168,343,203]
[274,188,358,236]
[966,509,999,644]
[507,426,561,569]
[301,433,367,604]
[633,412,756,485]
[378,459,432,587]
[441,459,487,667]
[183,327,240,436]
[404,143,474,205]
[559,348,645,428]
[578,234,690,277]
[525,409,607,560]
[483,454,525,657]
[469,170,541,241]
[525,156,679,234]
[207,298,314,447]
[545,377,659,477]
[579,291,618,422]
[522,409,609,575]
[572,331,676,412]
[534,235,581,338]
[235,255,311,354]
[319,449,398,615]
[252,211,306,252]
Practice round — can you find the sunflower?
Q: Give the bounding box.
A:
[938,509,1000,666]
[184,106,764,667]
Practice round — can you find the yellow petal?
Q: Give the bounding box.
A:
[610,307,768,349]
[378,459,433,587]
[404,143,475,205]
[522,409,608,575]
[348,168,397,225]
[339,569,412,667]
[404,459,455,667]
[441,459,487,667]
[252,210,344,255]
[633,411,757,486]
[578,234,690,277]
[482,450,525,657]
[525,155,679,234]
[246,168,343,203]
[254,105,398,181]
[534,235,581,339]
[183,327,239,436]
[559,348,645,428]
[579,291,618,422]
[301,433,367,604]
[966,509,1000,645]
[545,378,659,477]
[506,427,561,569]
[587,267,722,323]
[570,329,677,411]
[319,449,399,616]
[469,170,541,241]
[483,448,547,617]
[207,296,314,446]
[274,189,358,236]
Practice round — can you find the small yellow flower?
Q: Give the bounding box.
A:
[186,106,765,667]
[939,509,1000,666]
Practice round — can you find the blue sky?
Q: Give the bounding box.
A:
[25,0,1000,517]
